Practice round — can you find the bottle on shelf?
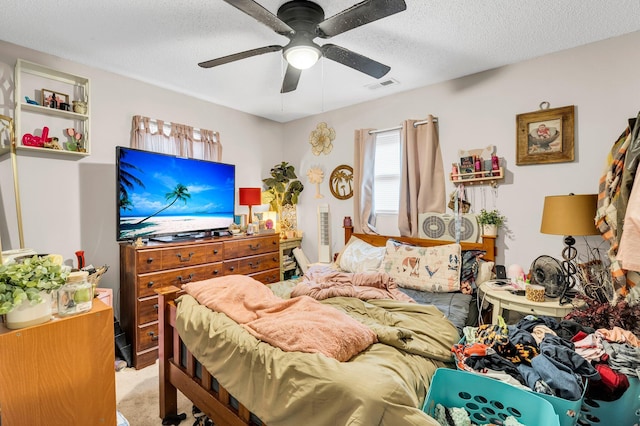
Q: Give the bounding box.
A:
[474,156,482,174]
[451,163,459,181]
[491,154,500,176]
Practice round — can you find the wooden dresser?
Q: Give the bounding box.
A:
[120,233,280,369]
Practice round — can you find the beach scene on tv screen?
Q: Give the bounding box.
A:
[118,148,235,240]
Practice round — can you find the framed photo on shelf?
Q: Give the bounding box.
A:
[41,89,69,109]
[516,105,575,165]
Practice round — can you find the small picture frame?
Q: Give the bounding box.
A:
[41,89,70,110]
[516,105,575,165]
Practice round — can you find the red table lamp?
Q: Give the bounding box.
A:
[239,188,262,224]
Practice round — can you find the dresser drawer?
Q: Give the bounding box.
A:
[249,268,281,284]
[162,244,212,269]
[138,296,159,324]
[135,249,164,273]
[224,234,279,258]
[137,322,159,352]
[236,253,280,275]
[137,262,224,297]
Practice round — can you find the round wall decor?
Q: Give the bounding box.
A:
[329,165,353,200]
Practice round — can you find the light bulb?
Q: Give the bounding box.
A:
[284,45,320,70]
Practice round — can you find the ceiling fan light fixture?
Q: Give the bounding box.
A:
[284,44,320,70]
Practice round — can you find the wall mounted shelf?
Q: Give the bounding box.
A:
[450,167,504,187]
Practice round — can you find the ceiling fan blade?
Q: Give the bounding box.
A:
[316,0,407,38]
[321,44,390,78]
[198,45,282,68]
[281,64,302,93]
[223,0,294,36]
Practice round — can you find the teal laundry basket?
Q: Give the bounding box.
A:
[424,368,560,426]
[578,376,640,425]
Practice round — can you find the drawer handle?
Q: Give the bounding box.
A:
[213,270,219,275]
[213,249,219,254]
[249,243,261,250]
[147,281,155,288]
[229,266,235,272]
[177,273,195,284]
[148,331,159,341]
[177,252,195,262]
[153,303,159,310]
[249,261,260,269]
[146,257,154,264]
[272,257,278,262]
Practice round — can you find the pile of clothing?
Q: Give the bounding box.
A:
[452,315,639,402]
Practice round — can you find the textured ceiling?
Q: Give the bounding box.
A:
[1,1,639,123]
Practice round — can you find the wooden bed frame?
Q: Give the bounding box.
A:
[157,223,497,425]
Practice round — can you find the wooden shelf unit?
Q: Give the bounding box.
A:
[450,167,504,186]
[280,236,302,281]
[0,299,116,426]
[120,234,280,369]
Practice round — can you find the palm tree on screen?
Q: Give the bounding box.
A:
[135,183,191,224]
[119,150,145,209]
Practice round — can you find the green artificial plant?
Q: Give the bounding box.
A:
[0,255,69,314]
[477,209,506,227]
[262,162,304,212]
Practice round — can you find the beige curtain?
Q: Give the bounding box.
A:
[398,115,445,237]
[353,129,378,234]
[130,115,222,161]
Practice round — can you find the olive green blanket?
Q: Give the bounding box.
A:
[176,290,459,426]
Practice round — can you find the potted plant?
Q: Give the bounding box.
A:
[0,255,69,329]
[262,162,304,235]
[477,209,506,236]
[262,161,304,209]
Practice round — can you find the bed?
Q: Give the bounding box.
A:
[157,223,497,426]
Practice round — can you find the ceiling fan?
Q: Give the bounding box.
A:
[198,0,407,93]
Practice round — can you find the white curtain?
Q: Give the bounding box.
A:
[130,115,222,161]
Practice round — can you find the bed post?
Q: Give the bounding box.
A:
[344,217,354,243]
[157,285,181,420]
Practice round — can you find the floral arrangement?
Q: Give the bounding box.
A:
[0,255,69,314]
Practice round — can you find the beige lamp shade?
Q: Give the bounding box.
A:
[540,194,599,236]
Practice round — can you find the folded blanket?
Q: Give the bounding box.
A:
[291,264,415,302]
[183,275,377,361]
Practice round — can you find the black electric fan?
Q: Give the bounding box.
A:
[198,0,407,93]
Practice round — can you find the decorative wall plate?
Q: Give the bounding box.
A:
[329,165,353,200]
[309,122,335,156]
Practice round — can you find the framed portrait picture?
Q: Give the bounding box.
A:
[41,89,70,109]
[516,105,575,165]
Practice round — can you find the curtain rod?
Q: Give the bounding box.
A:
[368,117,438,135]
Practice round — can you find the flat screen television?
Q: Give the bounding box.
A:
[116,146,235,241]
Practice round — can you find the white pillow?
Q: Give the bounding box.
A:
[338,236,386,273]
[380,240,462,292]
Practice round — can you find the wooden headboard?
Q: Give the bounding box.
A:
[343,223,496,262]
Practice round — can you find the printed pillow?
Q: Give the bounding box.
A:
[337,235,386,273]
[380,240,462,292]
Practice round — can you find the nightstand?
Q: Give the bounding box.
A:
[479,282,579,324]
[280,237,302,281]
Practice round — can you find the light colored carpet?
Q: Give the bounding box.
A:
[116,360,196,426]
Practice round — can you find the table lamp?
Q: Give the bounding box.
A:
[239,187,262,224]
[540,193,599,302]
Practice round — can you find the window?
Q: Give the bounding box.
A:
[374,130,401,214]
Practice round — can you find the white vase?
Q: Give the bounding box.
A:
[5,292,53,329]
[482,224,498,236]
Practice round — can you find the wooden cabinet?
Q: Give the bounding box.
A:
[120,234,280,369]
[0,299,116,426]
[14,59,91,156]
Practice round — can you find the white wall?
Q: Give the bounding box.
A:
[0,41,284,317]
[1,31,639,317]
[284,31,640,269]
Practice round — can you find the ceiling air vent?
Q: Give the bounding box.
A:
[366,77,400,90]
